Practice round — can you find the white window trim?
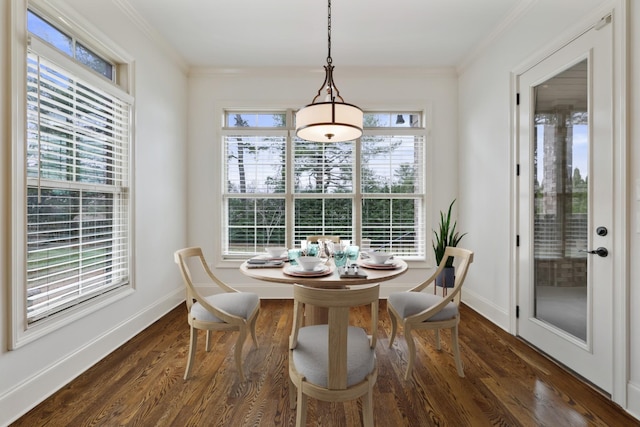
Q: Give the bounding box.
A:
[218,107,433,265]
[9,0,136,349]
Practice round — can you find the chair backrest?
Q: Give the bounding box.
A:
[411,247,474,298]
[290,284,380,390]
[409,246,473,323]
[174,247,238,312]
[306,235,340,243]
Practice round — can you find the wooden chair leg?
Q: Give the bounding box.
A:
[295,385,307,427]
[451,324,465,377]
[250,314,259,347]
[388,308,398,348]
[184,326,198,380]
[404,325,416,381]
[435,328,442,350]
[235,328,247,381]
[362,389,374,427]
[288,377,297,409]
[205,330,212,352]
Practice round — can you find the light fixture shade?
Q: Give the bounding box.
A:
[296,101,363,143]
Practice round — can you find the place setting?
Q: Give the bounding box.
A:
[240,239,407,287]
[283,256,333,277]
[358,250,401,270]
[245,246,288,268]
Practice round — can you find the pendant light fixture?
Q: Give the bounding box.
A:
[295,0,363,143]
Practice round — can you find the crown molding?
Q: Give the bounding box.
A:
[457,0,537,74]
[113,0,189,74]
[189,66,458,79]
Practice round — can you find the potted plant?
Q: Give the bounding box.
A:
[433,199,467,288]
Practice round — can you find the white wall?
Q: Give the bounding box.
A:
[458,0,638,418]
[0,1,189,424]
[187,67,460,297]
[2,0,639,423]
[627,0,640,418]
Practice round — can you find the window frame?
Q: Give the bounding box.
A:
[9,1,136,349]
[220,108,430,262]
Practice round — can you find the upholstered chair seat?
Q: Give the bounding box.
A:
[387,247,474,380]
[175,247,260,381]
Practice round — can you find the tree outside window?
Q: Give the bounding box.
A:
[222,111,426,258]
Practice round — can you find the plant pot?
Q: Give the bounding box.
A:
[436,266,455,288]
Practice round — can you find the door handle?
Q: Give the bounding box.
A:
[580,247,608,257]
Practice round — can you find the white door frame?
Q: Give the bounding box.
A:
[509,0,628,406]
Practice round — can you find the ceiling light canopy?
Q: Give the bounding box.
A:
[295,0,363,143]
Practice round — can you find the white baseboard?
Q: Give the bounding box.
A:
[628,381,640,420]
[0,288,184,427]
[461,288,510,332]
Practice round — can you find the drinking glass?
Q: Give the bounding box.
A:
[319,238,334,259]
[306,242,319,257]
[346,245,360,265]
[288,249,301,266]
[334,250,347,268]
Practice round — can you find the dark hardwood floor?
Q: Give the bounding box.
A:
[12,300,639,426]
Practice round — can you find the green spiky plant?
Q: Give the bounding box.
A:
[432,199,467,267]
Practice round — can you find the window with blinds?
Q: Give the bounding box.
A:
[293,139,355,242]
[361,133,425,257]
[23,11,131,324]
[222,110,427,259]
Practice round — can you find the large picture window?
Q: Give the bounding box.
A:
[222,111,427,259]
[11,6,133,345]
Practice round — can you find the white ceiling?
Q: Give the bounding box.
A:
[124,0,527,69]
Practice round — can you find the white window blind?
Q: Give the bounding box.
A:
[221,110,428,259]
[361,134,426,257]
[25,49,130,323]
[224,133,287,254]
[293,138,355,243]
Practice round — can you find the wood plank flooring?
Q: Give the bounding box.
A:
[12,300,639,426]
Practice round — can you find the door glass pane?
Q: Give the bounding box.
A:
[533,59,588,341]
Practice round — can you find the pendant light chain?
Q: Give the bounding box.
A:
[295,0,363,143]
[327,0,332,65]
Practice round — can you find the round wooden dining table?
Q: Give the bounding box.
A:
[240,258,408,324]
[240,258,407,286]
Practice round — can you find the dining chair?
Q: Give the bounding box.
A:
[387,246,474,380]
[174,247,260,381]
[288,284,380,427]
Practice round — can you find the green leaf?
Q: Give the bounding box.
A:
[432,199,466,266]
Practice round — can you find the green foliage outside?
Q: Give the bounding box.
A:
[227,114,423,253]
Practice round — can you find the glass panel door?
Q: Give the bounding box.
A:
[533,60,588,341]
[517,19,614,393]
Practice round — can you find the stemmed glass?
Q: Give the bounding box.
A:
[318,238,334,262]
[346,245,360,266]
[333,242,348,269]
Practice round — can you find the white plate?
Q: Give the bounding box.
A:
[254,255,288,261]
[284,265,332,277]
[360,259,399,270]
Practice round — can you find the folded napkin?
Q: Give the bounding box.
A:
[338,267,368,278]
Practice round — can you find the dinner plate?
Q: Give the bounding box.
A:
[254,255,289,261]
[284,265,333,277]
[359,259,399,270]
